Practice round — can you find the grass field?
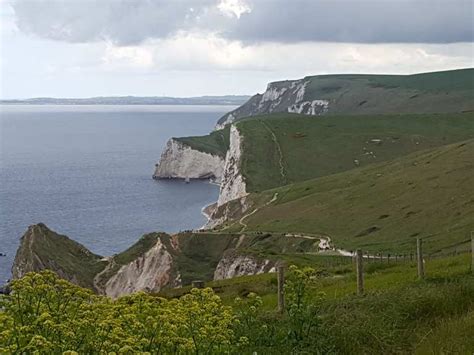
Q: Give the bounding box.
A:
[304,69,474,116]
[217,139,474,255]
[159,253,474,353]
[217,68,474,127]
[235,112,474,193]
[176,124,230,157]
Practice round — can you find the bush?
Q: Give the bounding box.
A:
[0,271,235,353]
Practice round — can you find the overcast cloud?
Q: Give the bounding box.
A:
[1,0,473,99]
[11,0,474,44]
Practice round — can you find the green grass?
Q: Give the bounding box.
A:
[219,139,474,254]
[302,69,474,116]
[113,233,162,265]
[218,68,474,127]
[172,232,322,285]
[235,111,474,192]
[162,253,474,309]
[13,224,106,290]
[176,124,230,157]
[174,232,238,284]
[364,68,474,91]
[416,310,474,354]
[159,253,474,353]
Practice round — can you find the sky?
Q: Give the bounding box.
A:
[0,0,473,99]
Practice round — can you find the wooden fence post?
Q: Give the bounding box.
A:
[277,265,285,313]
[387,253,391,264]
[417,238,424,279]
[379,253,383,263]
[356,249,364,295]
[471,235,474,273]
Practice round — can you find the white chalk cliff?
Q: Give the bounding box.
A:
[153,138,224,182]
[214,250,276,280]
[217,125,247,206]
[104,239,179,298]
[215,78,329,129]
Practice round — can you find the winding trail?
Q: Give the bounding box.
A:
[239,193,279,232]
[93,258,114,294]
[259,120,286,181]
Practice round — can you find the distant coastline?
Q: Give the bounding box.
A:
[0,95,251,106]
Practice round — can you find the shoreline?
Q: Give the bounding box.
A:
[200,202,218,230]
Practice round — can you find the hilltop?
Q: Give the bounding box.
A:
[216,68,474,128]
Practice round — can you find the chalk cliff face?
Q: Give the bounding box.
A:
[153,138,225,182]
[215,79,329,129]
[104,239,180,298]
[11,225,180,298]
[217,125,247,206]
[214,250,276,281]
[12,225,319,296]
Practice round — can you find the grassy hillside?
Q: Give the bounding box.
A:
[219,139,474,255]
[13,224,323,291]
[5,254,473,353]
[236,112,474,192]
[217,68,474,127]
[159,252,474,353]
[175,124,230,157]
[173,232,320,284]
[304,68,474,115]
[12,223,106,290]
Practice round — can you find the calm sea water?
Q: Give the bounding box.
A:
[0,105,234,283]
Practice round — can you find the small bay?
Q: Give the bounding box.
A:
[0,104,233,282]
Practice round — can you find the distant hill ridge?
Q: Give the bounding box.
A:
[0,95,251,106]
[216,68,474,129]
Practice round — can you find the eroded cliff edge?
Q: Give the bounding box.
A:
[12,225,319,297]
[153,138,225,182]
[217,125,247,206]
[216,79,328,130]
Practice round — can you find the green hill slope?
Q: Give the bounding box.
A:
[236,112,474,192]
[217,68,474,128]
[11,223,105,290]
[304,68,474,115]
[219,139,474,254]
[175,124,230,157]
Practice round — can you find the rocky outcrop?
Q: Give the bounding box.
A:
[12,223,104,291]
[217,125,247,206]
[215,79,329,129]
[104,239,180,298]
[213,249,276,280]
[153,138,225,182]
[12,224,180,298]
[11,225,321,296]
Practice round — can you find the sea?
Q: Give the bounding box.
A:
[0,105,234,283]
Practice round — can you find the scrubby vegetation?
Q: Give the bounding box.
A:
[2,254,473,353]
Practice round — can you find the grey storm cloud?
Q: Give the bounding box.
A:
[11,0,474,45]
